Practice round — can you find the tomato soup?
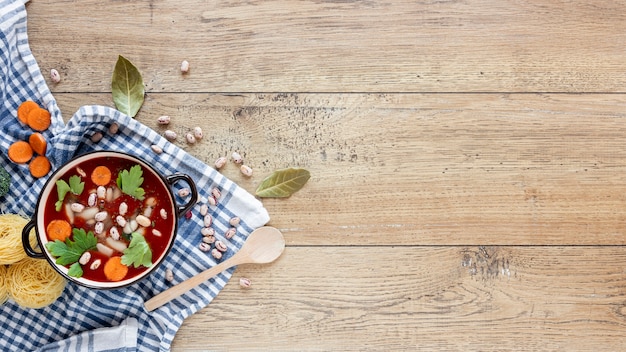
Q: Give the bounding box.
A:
[43,156,175,283]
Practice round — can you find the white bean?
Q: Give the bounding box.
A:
[136,215,151,228]
[90,259,102,270]
[119,202,128,216]
[109,226,120,240]
[78,251,91,265]
[116,215,127,227]
[70,203,85,213]
[94,211,108,222]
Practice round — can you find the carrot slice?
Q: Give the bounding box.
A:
[46,219,72,241]
[28,133,47,155]
[17,101,39,125]
[91,166,112,186]
[103,256,129,282]
[27,107,51,131]
[29,155,51,178]
[7,141,33,164]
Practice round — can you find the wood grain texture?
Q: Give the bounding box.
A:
[173,247,626,351]
[25,0,626,93]
[56,93,626,245]
[18,0,626,350]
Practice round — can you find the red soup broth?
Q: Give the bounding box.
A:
[43,156,175,283]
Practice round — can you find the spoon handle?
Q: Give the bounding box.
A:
[144,255,243,312]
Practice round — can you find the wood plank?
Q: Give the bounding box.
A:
[172,246,626,351]
[25,0,626,93]
[55,93,626,245]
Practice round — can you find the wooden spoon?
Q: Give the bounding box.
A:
[144,226,285,312]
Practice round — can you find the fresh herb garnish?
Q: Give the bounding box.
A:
[45,228,97,278]
[116,165,145,200]
[121,232,152,268]
[54,175,85,211]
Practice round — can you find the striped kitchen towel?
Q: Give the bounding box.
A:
[0,0,270,350]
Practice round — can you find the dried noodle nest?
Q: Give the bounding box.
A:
[0,214,36,265]
[0,265,8,305]
[7,258,66,309]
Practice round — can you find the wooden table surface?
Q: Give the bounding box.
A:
[23,0,626,350]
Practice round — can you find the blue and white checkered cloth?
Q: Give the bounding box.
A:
[0,1,270,350]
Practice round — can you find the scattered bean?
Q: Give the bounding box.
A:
[185,132,196,144]
[229,216,240,227]
[109,123,119,135]
[152,229,162,237]
[158,115,171,125]
[151,145,163,154]
[193,126,203,139]
[202,235,215,244]
[211,248,223,260]
[240,165,253,177]
[185,210,192,219]
[180,60,190,73]
[91,132,103,143]
[165,268,175,282]
[200,204,208,216]
[50,69,61,83]
[232,152,243,164]
[79,251,91,265]
[211,187,221,199]
[224,227,236,239]
[215,240,227,252]
[203,214,212,227]
[199,242,211,252]
[164,130,177,141]
[201,227,215,237]
[214,157,227,169]
[160,208,168,220]
[178,188,190,197]
[207,196,217,206]
[239,277,252,288]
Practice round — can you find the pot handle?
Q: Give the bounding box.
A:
[22,218,44,259]
[166,173,198,217]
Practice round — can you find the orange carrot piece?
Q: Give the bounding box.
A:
[27,107,51,131]
[28,132,47,155]
[46,219,72,241]
[103,256,129,282]
[17,101,39,125]
[91,166,112,186]
[7,141,33,164]
[29,155,51,178]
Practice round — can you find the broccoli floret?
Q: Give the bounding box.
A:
[0,166,10,197]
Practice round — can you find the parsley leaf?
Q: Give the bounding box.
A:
[68,262,84,277]
[68,175,85,195]
[54,175,85,211]
[54,180,71,211]
[121,232,152,268]
[116,165,145,200]
[45,228,98,277]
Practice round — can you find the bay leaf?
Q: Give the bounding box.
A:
[255,168,311,198]
[111,55,145,118]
